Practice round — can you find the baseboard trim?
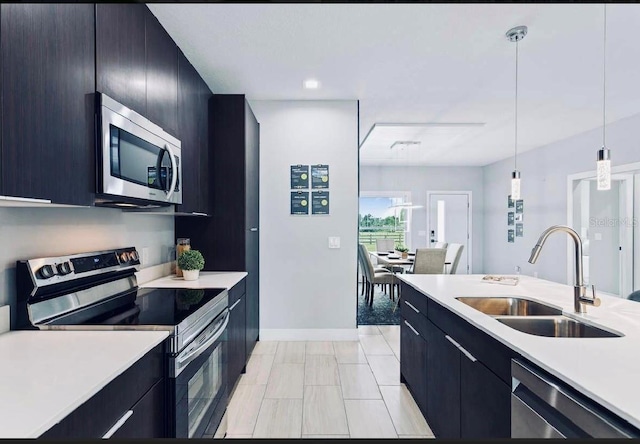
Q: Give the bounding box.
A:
[259,328,358,341]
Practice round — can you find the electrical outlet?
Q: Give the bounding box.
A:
[328,237,341,249]
[141,247,150,265]
[533,271,539,278]
[515,265,521,274]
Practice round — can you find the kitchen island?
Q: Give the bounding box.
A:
[397,274,640,438]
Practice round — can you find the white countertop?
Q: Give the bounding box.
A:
[0,330,169,438]
[140,271,247,290]
[398,274,640,429]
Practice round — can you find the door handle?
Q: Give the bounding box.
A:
[164,144,178,201]
[229,299,242,311]
[445,335,477,362]
[102,410,134,439]
[250,228,258,232]
[404,320,420,336]
[403,300,420,314]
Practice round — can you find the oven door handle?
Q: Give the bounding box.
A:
[176,310,229,368]
[164,143,178,201]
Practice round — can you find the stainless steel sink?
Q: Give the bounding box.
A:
[456,297,563,316]
[496,316,622,338]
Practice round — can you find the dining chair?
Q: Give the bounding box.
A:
[359,244,397,304]
[445,243,464,274]
[433,241,448,249]
[376,238,396,252]
[627,290,640,302]
[410,248,447,274]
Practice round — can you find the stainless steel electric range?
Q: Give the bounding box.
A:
[15,247,228,438]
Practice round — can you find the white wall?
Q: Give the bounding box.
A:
[0,207,175,322]
[251,100,359,340]
[360,165,484,273]
[483,111,640,287]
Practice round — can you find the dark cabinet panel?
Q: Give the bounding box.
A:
[145,9,178,137]
[426,319,461,439]
[0,4,95,205]
[400,318,428,413]
[176,50,212,215]
[95,3,146,116]
[228,293,246,389]
[460,356,511,439]
[245,102,259,229]
[111,379,166,439]
[246,230,259,356]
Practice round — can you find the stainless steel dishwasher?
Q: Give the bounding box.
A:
[511,359,639,438]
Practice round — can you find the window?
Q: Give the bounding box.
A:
[359,192,411,251]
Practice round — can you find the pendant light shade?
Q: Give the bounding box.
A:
[597,5,611,190]
[506,25,527,200]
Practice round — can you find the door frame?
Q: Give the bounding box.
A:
[426,190,473,274]
[567,162,639,295]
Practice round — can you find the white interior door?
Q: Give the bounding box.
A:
[428,193,470,274]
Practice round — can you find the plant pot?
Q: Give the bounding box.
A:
[401,252,408,259]
[182,269,200,281]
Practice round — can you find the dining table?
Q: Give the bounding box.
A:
[369,251,452,274]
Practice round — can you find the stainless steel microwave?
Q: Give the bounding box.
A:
[97,93,182,207]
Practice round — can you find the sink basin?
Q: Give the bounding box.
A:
[496,316,622,338]
[456,297,562,316]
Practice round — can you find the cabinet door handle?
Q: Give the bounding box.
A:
[403,300,420,313]
[404,320,420,336]
[250,228,258,232]
[459,346,478,363]
[444,334,461,348]
[445,335,477,362]
[102,410,134,439]
[229,299,242,311]
[191,212,209,217]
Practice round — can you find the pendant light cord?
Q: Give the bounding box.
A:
[514,39,519,171]
[602,4,607,148]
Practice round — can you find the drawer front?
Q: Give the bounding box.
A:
[41,342,165,438]
[428,299,519,384]
[111,379,166,438]
[400,300,428,338]
[228,278,246,305]
[401,282,428,315]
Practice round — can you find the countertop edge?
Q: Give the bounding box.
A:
[140,271,248,290]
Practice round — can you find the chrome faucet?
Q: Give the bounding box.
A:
[528,225,601,313]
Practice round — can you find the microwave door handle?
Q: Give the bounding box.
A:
[164,143,178,201]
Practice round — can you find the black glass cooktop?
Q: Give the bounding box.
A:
[74,287,226,327]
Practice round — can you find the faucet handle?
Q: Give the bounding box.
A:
[590,285,602,307]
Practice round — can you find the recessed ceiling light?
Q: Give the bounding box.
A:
[303,79,320,89]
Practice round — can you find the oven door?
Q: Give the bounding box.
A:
[99,93,182,205]
[169,309,229,438]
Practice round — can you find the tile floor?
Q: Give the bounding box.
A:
[215,325,435,439]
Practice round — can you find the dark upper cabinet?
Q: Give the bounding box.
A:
[145,10,178,137]
[96,4,178,138]
[176,50,211,215]
[0,4,95,205]
[95,3,146,116]
[176,95,260,356]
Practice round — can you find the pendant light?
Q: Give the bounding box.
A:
[506,26,527,200]
[597,5,611,190]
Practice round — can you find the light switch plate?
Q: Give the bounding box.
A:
[328,237,341,249]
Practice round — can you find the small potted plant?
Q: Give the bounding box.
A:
[396,245,409,259]
[177,249,205,281]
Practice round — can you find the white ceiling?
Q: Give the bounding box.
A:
[149,3,640,166]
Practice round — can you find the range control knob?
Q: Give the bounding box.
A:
[119,252,129,263]
[36,265,55,279]
[128,251,139,262]
[56,262,72,276]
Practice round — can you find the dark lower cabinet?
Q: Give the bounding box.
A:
[110,378,166,439]
[460,354,511,438]
[228,292,247,388]
[400,317,428,413]
[425,319,461,439]
[40,343,165,439]
[1,3,95,205]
